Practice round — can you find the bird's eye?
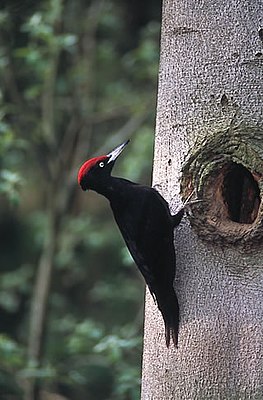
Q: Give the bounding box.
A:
[99,162,105,168]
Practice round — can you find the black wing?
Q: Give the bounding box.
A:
[110,185,175,294]
[110,185,180,347]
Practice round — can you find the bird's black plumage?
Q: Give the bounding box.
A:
[78,141,184,347]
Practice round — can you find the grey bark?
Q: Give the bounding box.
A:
[141,1,263,399]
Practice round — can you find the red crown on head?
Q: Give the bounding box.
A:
[78,155,108,185]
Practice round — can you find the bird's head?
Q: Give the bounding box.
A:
[78,140,129,191]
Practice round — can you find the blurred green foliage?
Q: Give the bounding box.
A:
[0,0,160,398]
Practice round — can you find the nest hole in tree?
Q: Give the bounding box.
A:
[221,162,260,224]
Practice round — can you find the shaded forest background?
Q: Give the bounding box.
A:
[0,0,161,398]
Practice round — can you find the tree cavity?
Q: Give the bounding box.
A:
[222,162,260,224]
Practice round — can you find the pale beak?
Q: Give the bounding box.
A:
[107,140,130,163]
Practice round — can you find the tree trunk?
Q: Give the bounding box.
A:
[141,1,263,399]
[25,195,60,400]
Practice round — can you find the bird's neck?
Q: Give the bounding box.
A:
[93,176,123,200]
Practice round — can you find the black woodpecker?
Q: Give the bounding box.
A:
[78,140,187,347]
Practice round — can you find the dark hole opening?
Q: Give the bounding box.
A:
[222,162,260,224]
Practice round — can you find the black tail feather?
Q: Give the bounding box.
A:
[165,324,171,348]
[157,289,180,348]
[165,313,179,348]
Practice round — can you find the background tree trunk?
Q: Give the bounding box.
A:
[141,0,263,399]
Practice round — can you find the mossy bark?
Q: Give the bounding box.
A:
[181,125,263,249]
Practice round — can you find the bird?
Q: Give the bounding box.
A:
[78,140,186,347]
